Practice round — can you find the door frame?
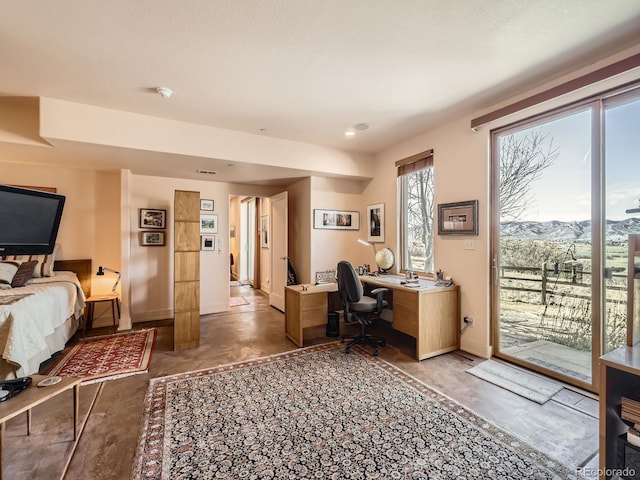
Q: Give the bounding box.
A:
[489,99,602,393]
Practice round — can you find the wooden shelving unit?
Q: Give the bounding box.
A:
[600,235,640,479]
[173,189,200,351]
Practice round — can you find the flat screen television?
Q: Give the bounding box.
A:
[0,184,65,255]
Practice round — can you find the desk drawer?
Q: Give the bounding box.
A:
[302,308,328,328]
[393,289,417,306]
[393,303,418,337]
[301,293,327,311]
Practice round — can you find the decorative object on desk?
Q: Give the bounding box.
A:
[315,269,337,284]
[200,198,214,211]
[230,225,236,237]
[200,213,218,234]
[43,329,157,385]
[357,238,395,274]
[37,376,62,387]
[201,235,215,251]
[132,343,572,480]
[140,230,165,246]
[313,209,360,230]
[366,203,385,242]
[139,208,166,229]
[437,200,478,235]
[260,214,270,248]
[96,265,121,293]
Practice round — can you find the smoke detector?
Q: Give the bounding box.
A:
[353,123,369,131]
[156,87,173,99]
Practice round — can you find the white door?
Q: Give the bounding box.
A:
[269,191,288,311]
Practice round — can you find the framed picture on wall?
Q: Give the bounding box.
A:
[201,235,215,251]
[437,200,478,235]
[200,214,218,234]
[261,215,270,248]
[140,231,165,246]
[200,199,214,211]
[139,208,166,229]
[313,209,360,230]
[366,203,385,242]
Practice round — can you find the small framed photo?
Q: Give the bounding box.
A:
[200,199,214,211]
[200,213,218,234]
[139,208,166,229]
[437,200,478,236]
[140,231,165,246]
[201,235,215,251]
[313,209,360,230]
[366,203,385,243]
[260,215,270,248]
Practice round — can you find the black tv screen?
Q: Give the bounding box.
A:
[0,185,65,255]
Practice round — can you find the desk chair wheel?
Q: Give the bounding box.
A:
[380,340,386,347]
[373,349,379,356]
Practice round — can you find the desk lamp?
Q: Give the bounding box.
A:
[97,266,121,293]
[357,238,377,272]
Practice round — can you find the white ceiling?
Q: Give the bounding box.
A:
[1,0,640,184]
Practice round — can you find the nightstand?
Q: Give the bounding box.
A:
[85,294,120,334]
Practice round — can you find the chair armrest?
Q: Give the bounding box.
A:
[368,287,388,312]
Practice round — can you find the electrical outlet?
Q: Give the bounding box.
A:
[463,316,473,326]
[464,239,475,250]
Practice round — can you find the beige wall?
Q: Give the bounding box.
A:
[287,178,311,284]
[372,118,490,357]
[259,196,271,293]
[129,174,281,322]
[0,163,121,297]
[309,177,369,282]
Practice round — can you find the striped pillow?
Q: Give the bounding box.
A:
[4,244,59,278]
[0,260,21,288]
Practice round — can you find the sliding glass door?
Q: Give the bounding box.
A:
[491,85,640,391]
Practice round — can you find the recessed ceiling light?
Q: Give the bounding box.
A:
[345,131,356,137]
[156,87,173,99]
[353,123,369,131]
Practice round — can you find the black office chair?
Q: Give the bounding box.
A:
[337,260,388,356]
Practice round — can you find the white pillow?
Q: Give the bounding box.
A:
[0,260,20,288]
[3,244,59,278]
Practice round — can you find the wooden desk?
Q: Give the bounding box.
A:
[0,375,82,480]
[284,276,459,361]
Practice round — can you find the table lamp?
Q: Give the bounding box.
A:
[97,266,121,293]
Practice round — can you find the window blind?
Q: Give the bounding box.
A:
[395,149,434,177]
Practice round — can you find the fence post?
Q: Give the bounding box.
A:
[541,262,547,305]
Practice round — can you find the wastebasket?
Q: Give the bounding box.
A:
[326,311,340,337]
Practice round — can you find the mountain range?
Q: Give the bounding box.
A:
[500,217,640,242]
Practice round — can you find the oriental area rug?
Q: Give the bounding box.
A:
[43,328,156,385]
[131,343,573,480]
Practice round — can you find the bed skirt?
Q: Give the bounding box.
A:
[0,314,79,380]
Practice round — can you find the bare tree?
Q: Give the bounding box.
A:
[500,130,559,221]
[406,168,435,272]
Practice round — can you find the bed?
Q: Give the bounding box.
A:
[0,259,91,379]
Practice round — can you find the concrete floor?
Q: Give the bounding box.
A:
[4,286,599,479]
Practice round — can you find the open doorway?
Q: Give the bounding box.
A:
[229,195,271,311]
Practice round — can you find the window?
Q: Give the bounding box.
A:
[397,150,435,274]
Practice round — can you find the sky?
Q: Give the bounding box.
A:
[500,94,640,222]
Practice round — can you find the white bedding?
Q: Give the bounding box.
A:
[0,271,86,378]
